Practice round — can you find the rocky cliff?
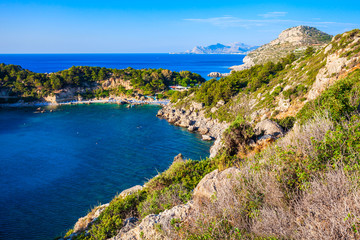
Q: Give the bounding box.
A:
[230,26,332,71]
[157,100,229,157]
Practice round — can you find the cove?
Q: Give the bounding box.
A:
[0,104,212,240]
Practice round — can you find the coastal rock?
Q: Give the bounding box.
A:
[210,137,225,158]
[72,203,110,234]
[157,102,229,158]
[173,153,185,163]
[191,101,204,110]
[254,119,284,137]
[208,72,230,78]
[202,135,213,141]
[188,125,197,132]
[118,185,143,198]
[198,127,209,135]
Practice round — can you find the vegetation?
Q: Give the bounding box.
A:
[0,64,205,102]
[61,28,360,240]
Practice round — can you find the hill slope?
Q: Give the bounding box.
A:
[61,28,360,240]
[230,25,332,71]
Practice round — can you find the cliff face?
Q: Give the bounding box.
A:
[230,26,332,71]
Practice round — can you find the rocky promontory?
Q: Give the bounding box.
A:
[157,101,229,158]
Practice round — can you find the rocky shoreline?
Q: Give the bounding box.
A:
[156,101,229,158]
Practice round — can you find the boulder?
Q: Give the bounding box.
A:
[254,119,284,138]
[216,100,225,107]
[198,127,209,135]
[188,125,197,132]
[191,101,204,110]
[193,168,241,203]
[118,185,143,199]
[202,135,213,141]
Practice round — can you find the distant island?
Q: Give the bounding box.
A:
[172,42,259,54]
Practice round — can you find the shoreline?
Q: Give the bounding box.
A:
[0,98,170,108]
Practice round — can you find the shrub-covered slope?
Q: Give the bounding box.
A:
[61,29,360,240]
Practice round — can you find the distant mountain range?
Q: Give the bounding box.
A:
[173,42,259,54]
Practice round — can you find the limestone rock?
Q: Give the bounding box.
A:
[191,101,204,110]
[173,153,184,163]
[193,167,241,203]
[73,203,109,234]
[116,203,193,240]
[118,185,143,198]
[216,100,225,107]
[198,127,209,135]
[188,125,197,132]
[254,119,284,137]
[230,26,331,71]
[202,135,213,141]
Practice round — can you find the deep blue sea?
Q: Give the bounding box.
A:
[0,53,245,79]
[0,54,244,240]
[0,104,213,240]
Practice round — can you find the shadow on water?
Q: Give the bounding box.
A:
[0,108,35,134]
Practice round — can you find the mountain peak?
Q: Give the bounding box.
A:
[230,26,332,70]
[270,25,332,46]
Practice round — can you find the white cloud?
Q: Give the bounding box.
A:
[184,16,357,29]
[259,12,288,18]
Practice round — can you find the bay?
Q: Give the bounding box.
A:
[0,104,212,239]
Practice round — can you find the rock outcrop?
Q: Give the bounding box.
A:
[307,32,360,100]
[70,203,110,237]
[254,119,284,137]
[157,102,229,158]
[208,72,231,78]
[110,167,241,240]
[230,26,332,71]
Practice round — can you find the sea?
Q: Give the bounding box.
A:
[0,54,245,240]
[0,53,245,79]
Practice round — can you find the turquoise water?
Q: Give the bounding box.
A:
[0,104,212,239]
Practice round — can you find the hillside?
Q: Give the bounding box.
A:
[177,42,258,54]
[230,25,332,71]
[61,28,360,240]
[0,65,205,104]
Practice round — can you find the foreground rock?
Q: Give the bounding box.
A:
[110,167,241,240]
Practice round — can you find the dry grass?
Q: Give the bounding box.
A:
[277,111,334,157]
[254,169,360,240]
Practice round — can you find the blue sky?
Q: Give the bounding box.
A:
[0,0,359,53]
